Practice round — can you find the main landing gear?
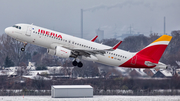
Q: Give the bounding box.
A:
[21,42,27,51]
[72,59,83,68]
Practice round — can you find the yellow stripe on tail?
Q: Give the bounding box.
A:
[152,35,172,43]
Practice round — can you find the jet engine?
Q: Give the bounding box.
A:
[47,48,56,55]
[47,46,72,58]
[55,46,72,58]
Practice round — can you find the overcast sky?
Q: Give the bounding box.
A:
[0,0,180,39]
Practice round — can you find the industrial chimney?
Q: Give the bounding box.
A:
[81,9,83,38]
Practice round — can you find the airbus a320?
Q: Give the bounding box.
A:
[5,24,172,69]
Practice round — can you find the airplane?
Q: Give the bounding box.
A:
[5,23,172,69]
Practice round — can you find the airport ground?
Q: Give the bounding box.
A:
[0,95,180,101]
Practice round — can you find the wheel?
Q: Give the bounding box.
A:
[72,60,77,66]
[21,47,25,51]
[77,62,83,68]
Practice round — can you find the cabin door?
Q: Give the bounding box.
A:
[26,26,32,36]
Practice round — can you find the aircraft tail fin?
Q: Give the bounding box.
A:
[137,35,172,62]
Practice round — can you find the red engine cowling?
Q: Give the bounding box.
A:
[55,46,71,58]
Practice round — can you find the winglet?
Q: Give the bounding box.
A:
[91,36,98,42]
[112,41,122,50]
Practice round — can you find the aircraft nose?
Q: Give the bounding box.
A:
[5,27,11,35]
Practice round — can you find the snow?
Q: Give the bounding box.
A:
[176,61,180,66]
[0,96,180,101]
[28,70,49,76]
[135,69,147,76]
[160,69,172,77]
[23,75,51,80]
[115,67,127,73]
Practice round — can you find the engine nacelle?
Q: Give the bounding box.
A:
[55,46,71,58]
[47,49,56,55]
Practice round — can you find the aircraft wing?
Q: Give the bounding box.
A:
[68,41,122,57]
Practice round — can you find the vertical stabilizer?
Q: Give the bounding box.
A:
[137,35,172,62]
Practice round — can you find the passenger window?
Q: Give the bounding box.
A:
[19,27,21,29]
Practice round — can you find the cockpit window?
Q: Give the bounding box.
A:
[12,25,21,29]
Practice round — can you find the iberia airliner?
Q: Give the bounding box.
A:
[5,24,172,69]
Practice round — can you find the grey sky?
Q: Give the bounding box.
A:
[0,0,180,39]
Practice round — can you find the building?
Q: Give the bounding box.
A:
[129,69,148,78]
[143,69,156,77]
[153,70,172,78]
[96,29,104,41]
[51,85,93,98]
[27,62,36,70]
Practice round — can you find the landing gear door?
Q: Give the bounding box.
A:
[26,26,32,36]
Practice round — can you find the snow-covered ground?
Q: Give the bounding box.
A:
[0,96,180,101]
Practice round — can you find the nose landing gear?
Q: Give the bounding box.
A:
[72,59,83,68]
[21,42,27,51]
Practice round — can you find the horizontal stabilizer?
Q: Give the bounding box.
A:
[145,61,167,69]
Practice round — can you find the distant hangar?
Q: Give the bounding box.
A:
[51,85,93,98]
